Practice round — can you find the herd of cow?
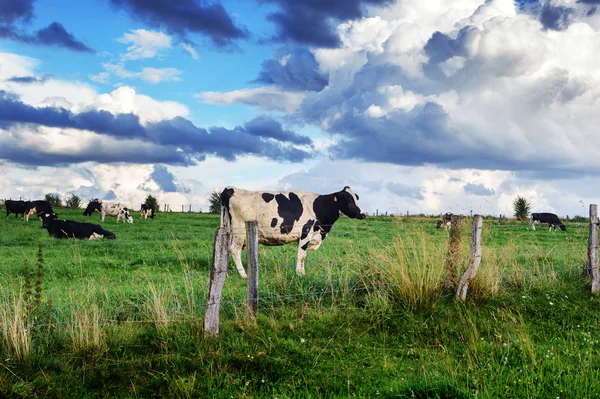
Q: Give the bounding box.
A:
[2,198,155,240]
[1,187,568,278]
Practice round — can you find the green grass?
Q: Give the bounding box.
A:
[0,209,598,398]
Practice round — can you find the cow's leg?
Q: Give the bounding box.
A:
[230,234,247,278]
[296,241,309,275]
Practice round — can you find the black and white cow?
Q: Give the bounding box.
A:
[531,212,566,231]
[220,186,367,278]
[5,200,25,219]
[83,200,133,223]
[23,200,54,221]
[436,212,453,230]
[140,203,155,219]
[40,213,116,239]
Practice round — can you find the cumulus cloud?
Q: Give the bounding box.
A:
[288,0,600,177]
[108,0,247,47]
[103,63,182,84]
[464,183,495,196]
[118,29,172,60]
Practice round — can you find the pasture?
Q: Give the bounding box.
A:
[0,208,599,398]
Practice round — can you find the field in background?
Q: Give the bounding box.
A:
[0,209,599,398]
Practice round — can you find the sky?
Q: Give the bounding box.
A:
[1,0,600,217]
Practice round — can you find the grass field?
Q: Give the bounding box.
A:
[0,208,599,398]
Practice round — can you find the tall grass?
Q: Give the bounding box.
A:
[68,301,106,358]
[0,288,31,362]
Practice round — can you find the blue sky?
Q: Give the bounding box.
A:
[2,0,600,216]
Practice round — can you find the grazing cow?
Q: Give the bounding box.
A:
[140,203,155,219]
[221,186,367,278]
[436,212,453,230]
[23,200,53,221]
[40,213,116,239]
[531,212,566,231]
[5,200,26,219]
[83,200,133,223]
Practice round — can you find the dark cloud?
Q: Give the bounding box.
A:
[253,48,328,92]
[0,0,35,25]
[0,91,314,166]
[0,22,94,53]
[243,116,312,145]
[578,0,600,4]
[5,75,50,84]
[386,182,424,200]
[463,183,495,196]
[261,0,393,47]
[103,190,117,200]
[108,0,247,47]
[150,165,177,192]
[540,4,573,30]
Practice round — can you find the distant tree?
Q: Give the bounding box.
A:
[44,193,62,208]
[144,195,159,215]
[513,196,531,220]
[65,194,81,209]
[209,190,221,214]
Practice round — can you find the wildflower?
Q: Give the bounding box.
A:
[300,338,306,343]
[522,296,527,299]
[549,302,554,305]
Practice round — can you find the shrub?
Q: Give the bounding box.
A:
[513,196,531,220]
[44,193,62,208]
[65,194,81,209]
[209,190,221,214]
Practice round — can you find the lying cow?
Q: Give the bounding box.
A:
[140,203,155,219]
[83,199,133,223]
[221,186,366,278]
[531,212,566,231]
[436,212,453,230]
[23,200,53,222]
[40,213,116,239]
[5,200,25,219]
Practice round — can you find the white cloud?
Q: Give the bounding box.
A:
[118,29,172,61]
[103,63,182,83]
[197,86,306,112]
[181,43,199,59]
[90,71,110,83]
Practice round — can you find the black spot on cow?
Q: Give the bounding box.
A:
[275,192,303,234]
[301,242,309,251]
[220,188,235,226]
[312,193,340,241]
[262,193,275,203]
[301,219,315,240]
[271,218,278,228]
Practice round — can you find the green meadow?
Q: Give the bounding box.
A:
[0,208,599,398]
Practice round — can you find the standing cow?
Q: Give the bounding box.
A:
[83,199,133,223]
[140,203,155,219]
[23,200,53,221]
[530,212,566,231]
[220,186,366,278]
[436,212,453,230]
[5,200,26,219]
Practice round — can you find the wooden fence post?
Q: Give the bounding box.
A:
[246,221,259,319]
[588,204,599,293]
[456,215,483,301]
[204,227,231,336]
[445,215,462,289]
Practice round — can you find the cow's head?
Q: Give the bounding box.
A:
[120,208,133,223]
[40,212,58,229]
[334,186,366,220]
[83,200,102,216]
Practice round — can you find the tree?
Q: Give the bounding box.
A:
[209,190,221,214]
[513,196,531,220]
[44,193,62,208]
[144,195,159,215]
[65,194,81,209]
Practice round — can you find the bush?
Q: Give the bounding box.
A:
[65,194,82,209]
[513,196,531,220]
[209,190,221,214]
[44,193,62,208]
[144,195,159,215]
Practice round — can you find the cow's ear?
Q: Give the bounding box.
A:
[333,196,337,202]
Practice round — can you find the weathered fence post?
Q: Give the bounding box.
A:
[246,221,259,319]
[456,215,483,301]
[587,204,599,293]
[204,227,231,336]
[445,215,463,289]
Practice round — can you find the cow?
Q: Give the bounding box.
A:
[83,200,133,223]
[23,200,53,222]
[531,212,566,231]
[5,200,25,219]
[40,213,116,239]
[436,212,453,230]
[220,186,367,278]
[140,203,155,219]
